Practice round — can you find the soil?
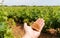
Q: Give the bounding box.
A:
[11,23,60,38]
[11,24,24,38]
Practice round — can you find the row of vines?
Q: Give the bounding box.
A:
[0,6,60,38]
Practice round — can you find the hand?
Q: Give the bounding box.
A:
[22,19,45,38]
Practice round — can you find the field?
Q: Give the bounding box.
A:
[0,6,60,38]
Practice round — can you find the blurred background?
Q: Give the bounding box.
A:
[0,0,60,6]
[0,0,60,38]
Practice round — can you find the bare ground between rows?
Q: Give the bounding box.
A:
[11,23,60,38]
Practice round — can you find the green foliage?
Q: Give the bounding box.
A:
[1,6,60,29]
[0,6,60,37]
[0,10,14,38]
[4,28,14,38]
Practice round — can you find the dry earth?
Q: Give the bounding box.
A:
[11,24,60,38]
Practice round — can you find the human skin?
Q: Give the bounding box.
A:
[22,19,45,38]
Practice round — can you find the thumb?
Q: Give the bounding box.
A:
[24,23,31,32]
[39,23,45,32]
